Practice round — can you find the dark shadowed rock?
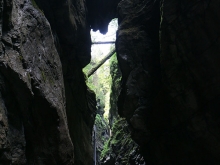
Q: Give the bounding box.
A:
[0,0,96,164]
[32,0,97,164]
[0,0,74,164]
[87,0,119,34]
[116,0,220,164]
[1,0,220,164]
[116,0,161,148]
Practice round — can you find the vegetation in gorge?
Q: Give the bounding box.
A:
[109,53,121,127]
[83,49,144,165]
[95,114,109,142]
[83,47,114,118]
[83,47,114,165]
[100,118,145,165]
[83,19,144,165]
[83,55,111,118]
[94,112,110,165]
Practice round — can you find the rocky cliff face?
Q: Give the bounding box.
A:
[116,0,220,164]
[116,0,161,151]
[0,0,74,164]
[1,0,220,164]
[0,0,96,164]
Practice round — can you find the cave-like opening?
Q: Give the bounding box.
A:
[83,19,120,165]
[83,17,144,165]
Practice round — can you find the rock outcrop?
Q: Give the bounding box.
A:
[116,0,220,164]
[26,0,97,164]
[116,0,161,150]
[100,53,145,165]
[1,0,220,164]
[0,0,74,164]
[0,0,96,164]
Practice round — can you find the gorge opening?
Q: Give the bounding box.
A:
[83,18,120,165]
[83,18,145,165]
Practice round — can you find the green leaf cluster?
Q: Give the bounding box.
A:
[83,52,113,117]
[100,118,139,165]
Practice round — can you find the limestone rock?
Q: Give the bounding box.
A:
[0,0,73,164]
[116,0,220,164]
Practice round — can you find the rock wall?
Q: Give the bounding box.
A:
[116,0,161,148]
[159,0,220,164]
[1,0,220,164]
[0,0,74,164]
[0,0,96,164]
[116,0,220,164]
[26,0,97,164]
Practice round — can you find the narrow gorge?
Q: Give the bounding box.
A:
[0,0,220,165]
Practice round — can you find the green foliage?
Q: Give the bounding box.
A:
[109,53,121,127]
[94,114,109,154]
[100,138,111,159]
[100,118,139,164]
[95,114,105,126]
[83,53,113,117]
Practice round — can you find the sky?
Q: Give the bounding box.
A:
[90,19,118,59]
[90,19,118,118]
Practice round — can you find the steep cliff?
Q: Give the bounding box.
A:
[116,0,161,150]
[25,0,97,164]
[0,0,96,164]
[1,0,220,164]
[100,52,146,165]
[116,0,220,164]
[0,0,74,164]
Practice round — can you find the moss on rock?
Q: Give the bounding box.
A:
[100,118,145,165]
[109,53,121,127]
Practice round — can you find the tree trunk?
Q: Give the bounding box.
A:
[87,48,116,78]
[92,41,115,44]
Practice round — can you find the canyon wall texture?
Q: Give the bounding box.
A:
[0,0,97,164]
[116,0,220,164]
[0,0,220,164]
[0,0,119,164]
[0,0,74,164]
